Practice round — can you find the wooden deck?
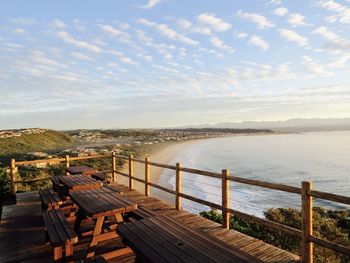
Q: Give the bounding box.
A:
[0,183,300,262]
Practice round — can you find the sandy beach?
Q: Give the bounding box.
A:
[116,139,199,195]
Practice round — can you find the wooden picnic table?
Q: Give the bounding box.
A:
[69,187,137,258]
[59,174,102,192]
[66,166,97,176]
[117,215,263,263]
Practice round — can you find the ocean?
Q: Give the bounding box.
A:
[159,131,350,216]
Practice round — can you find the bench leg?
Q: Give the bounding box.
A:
[54,246,63,261]
[65,243,74,262]
[86,216,105,258]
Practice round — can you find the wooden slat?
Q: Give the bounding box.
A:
[228,176,301,194]
[118,222,168,263]
[309,235,350,256]
[309,190,350,205]
[42,211,61,246]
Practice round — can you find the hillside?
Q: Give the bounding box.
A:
[0,130,73,163]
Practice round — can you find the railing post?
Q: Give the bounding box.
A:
[10,159,17,195]
[302,181,313,263]
[129,154,134,190]
[222,169,230,229]
[112,152,116,182]
[145,158,150,196]
[65,155,70,176]
[176,162,182,210]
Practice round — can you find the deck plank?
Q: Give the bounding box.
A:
[0,182,300,262]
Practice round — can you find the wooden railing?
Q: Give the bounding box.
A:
[10,153,350,263]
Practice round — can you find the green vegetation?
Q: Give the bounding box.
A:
[0,130,73,164]
[200,208,350,263]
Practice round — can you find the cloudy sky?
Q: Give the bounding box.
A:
[1,0,350,129]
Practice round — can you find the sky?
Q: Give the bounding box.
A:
[1,0,350,129]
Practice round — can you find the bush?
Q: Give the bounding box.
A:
[200,208,350,263]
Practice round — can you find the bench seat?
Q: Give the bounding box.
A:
[92,172,112,184]
[39,189,63,210]
[43,209,78,261]
[129,205,157,220]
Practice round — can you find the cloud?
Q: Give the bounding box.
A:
[140,0,162,9]
[274,7,288,16]
[30,51,67,68]
[279,29,308,46]
[107,50,139,66]
[248,35,269,51]
[197,13,232,32]
[318,0,350,24]
[51,19,66,28]
[10,18,36,25]
[287,13,307,27]
[100,25,131,43]
[70,52,94,61]
[57,31,102,53]
[235,32,248,39]
[313,26,339,40]
[302,56,334,76]
[177,18,192,30]
[137,18,199,46]
[236,10,275,29]
[210,37,235,53]
[13,28,27,34]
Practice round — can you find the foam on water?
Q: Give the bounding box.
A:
[160,131,350,216]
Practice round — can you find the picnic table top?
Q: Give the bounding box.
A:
[66,165,97,175]
[58,174,102,191]
[117,215,263,263]
[69,187,137,218]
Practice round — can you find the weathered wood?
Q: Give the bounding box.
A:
[180,192,223,210]
[222,169,230,229]
[228,175,301,194]
[309,189,350,205]
[65,155,70,176]
[176,162,182,210]
[145,158,150,196]
[129,155,134,190]
[112,152,116,182]
[148,160,176,170]
[10,159,16,194]
[309,235,350,256]
[15,158,64,165]
[301,181,313,263]
[69,154,110,161]
[66,165,97,176]
[227,208,302,237]
[180,167,222,178]
[148,182,176,195]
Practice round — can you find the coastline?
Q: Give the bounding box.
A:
[117,139,199,193]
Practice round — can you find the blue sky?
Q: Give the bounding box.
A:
[1,0,350,129]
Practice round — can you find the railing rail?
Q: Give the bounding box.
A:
[9,152,350,262]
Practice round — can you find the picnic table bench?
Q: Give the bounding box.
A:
[69,187,137,258]
[117,215,263,263]
[92,172,112,184]
[39,189,63,210]
[59,174,102,197]
[66,166,97,176]
[42,209,78,261]
[51,176,63,192]
[129,205,157,220]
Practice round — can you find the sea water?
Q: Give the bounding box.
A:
[159,131,350,216]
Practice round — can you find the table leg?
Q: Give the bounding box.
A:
[114,213,123,223]
[86,216,105,258]
[74,210,84,233]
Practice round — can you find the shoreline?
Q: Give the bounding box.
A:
[116,132,283,194]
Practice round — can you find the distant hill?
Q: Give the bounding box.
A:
[0,130,73,161]
[177,118,350,132]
